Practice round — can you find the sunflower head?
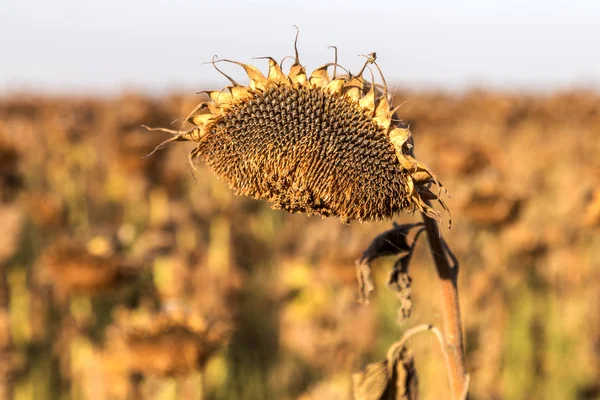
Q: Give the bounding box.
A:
[105,310,230,377]
[148,35,448,223]
[37,237,138,301]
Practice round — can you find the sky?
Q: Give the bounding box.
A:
[1,0,599,95]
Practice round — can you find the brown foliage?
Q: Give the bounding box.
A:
[0,89,599,399]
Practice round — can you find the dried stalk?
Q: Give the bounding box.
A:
[421,210,468,399]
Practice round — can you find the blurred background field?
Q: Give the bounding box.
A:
[1,89,599,400]
[2,1,600,399]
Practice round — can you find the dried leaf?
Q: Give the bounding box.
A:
[356,259,376,304]
[360,223,421,264]
[353,360,390,400]
[388,256,413,323]
[356,223,422,304]
[395,347,419,400]
[353,345,419,400]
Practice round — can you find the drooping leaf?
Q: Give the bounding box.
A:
[353,345,419,400]
[356,259,376,304]
[359,223,422,264]
[388,256,413,323]
[353,360,391,400]
[356,223,422,304]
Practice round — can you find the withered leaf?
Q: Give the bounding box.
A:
[388,256,413,323]
[356,260,376,304]
[356,223,422,304]
[353,360,390,400]
[353,345,419,400]
[360,223,422,264]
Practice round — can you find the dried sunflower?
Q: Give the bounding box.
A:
[37,238,139,301]
[148,34,447,223]
[105,310,230,378]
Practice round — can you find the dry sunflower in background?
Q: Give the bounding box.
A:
[104,310,230,378]
[36,237,139,302]
[147,31,447,223]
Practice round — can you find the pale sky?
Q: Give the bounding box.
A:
[1,0,599,94]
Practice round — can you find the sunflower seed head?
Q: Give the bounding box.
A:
[148,45,447,223]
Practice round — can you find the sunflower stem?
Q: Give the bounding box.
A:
[421,210,468,399]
